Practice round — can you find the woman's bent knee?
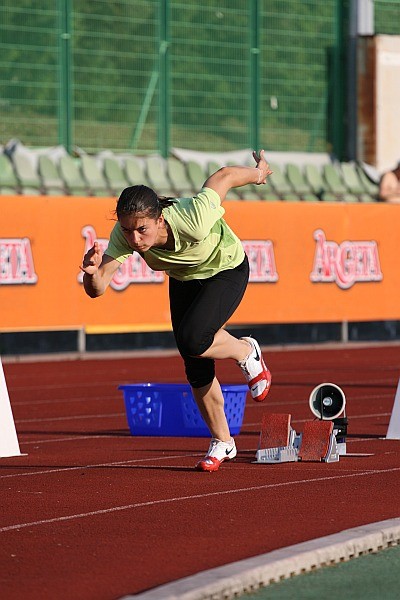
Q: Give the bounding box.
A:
[176,329,213,358]
[184,357,215,389]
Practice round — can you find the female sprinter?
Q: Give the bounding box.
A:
[81,150,272,472]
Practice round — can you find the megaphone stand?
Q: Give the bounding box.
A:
[332,416,348,456]
[309,383,348,457]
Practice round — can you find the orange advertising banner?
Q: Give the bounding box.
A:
[0,195,398,331]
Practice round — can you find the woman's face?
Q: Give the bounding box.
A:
[119,213,164,252]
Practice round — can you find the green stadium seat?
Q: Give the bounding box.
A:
[320,192,340,202]
[0,188,18,195]
[304,164,337,201]
[103,157,129,195]
[301,193,320,202]
[12,153,42,193]
[269,162,301,200]
[304,164,323,195]
[260,190,281,201]
[225,189,242,200]
[286,163,319,201]
[207,161,222,176]
[81,155,112,196]
[145,156,175,196]
[340,163,375,202]
[166,157,195,196]
[59,155,89,196]
[323,164,359,202]
[283,193,305,202]
[356,165,379,199]
[186,160,207,191]
[0,154,19,193]
[38,156,66,195]
[236,183,271,200]
[234,190,257,200]
[124,156,150,187]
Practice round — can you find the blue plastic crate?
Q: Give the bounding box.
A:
[118,383,248,437]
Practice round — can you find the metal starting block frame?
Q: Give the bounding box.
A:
[321,429,340,463]
[254,426,301,464]
[334,434,347,457]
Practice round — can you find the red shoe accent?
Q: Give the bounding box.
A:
[248,369,268,387]
[195,456,224,472]
[249,366,272,402]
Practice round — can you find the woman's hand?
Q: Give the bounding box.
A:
[252,149,273,184]
[81,248,121,298]
[80,241,103,275]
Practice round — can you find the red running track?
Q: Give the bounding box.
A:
[1,343,400,600]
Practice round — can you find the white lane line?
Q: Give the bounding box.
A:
[241,412,392,428]
[274,372,399,382]
[20,435,122,445]
[14,409,392,426]
[292,412,391,422]
[8,381,122,392]
[0,453,199,479]
[13,431,369,450]
[11,412,391,446]
[1,466,399,533]
[1,432,382,480]
[244,394,394,409]
[15,412,124,424]
[12,395,119,406]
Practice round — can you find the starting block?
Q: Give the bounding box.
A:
[255,383,347,466]
[298,420,339,463]
[254,413,342,465]
[254,413,301,464]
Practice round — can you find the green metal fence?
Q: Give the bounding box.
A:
[375,0,400,35]
[0,1,399,156]
[0,2,60,147]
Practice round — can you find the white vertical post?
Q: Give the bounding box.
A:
[387,377,400,440]
[77,327,86,354]
[357,0,374,36]
[0,357,22,458]
[341,320,349,343]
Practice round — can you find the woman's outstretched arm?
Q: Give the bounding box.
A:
[203,149,273,201]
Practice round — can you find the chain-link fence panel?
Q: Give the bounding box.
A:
[0,1,399,154]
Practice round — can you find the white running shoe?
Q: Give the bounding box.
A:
[238,336,272,402]
[195,437,237,472]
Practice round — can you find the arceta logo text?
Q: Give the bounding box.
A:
[310,229,383,289]
[242,240,278,283]
[0,238,38,285]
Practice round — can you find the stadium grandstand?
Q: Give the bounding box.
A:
[0,0,399,196]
